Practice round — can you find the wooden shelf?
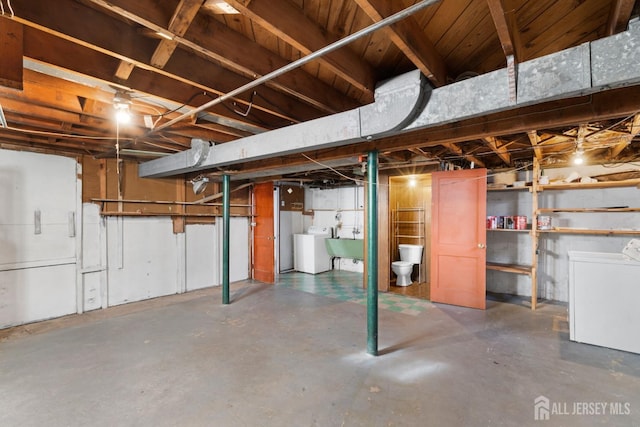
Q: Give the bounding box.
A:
[537,207,640,213]
[487,228,531,232]
[486,262,533,275]
[487,186,531,192]
[538,179,640,191]
[538,228,640,235]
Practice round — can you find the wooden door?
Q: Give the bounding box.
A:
[253,182,275,283]
[430,169,487,309]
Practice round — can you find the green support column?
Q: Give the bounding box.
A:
[222,174,230,304]
[366,150,378,356]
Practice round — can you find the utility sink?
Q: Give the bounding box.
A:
[324,238,364,260]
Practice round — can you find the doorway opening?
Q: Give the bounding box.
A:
[388,173,432,300]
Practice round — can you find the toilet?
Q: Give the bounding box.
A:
[391,244,424,287]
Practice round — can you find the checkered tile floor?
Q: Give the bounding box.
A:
[278,270,430,316]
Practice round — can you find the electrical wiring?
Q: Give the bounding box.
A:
[301,153,367,185]
[232,91,255,117]
[300,152,533,187]
[0,0,14,17]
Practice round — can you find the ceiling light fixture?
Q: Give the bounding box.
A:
[113,91,132,124]
[573,139,585,165]
[191,176,210,195]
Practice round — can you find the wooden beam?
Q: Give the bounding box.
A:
[606,0,635,35]
[15,0,326,125]
[85,0,361,114]
[178,14,361,113]
[408,147,432,160]
[21,25,315,132]
[487,0,520,101]
[225,0,376,100]
[527,131,543,161]
[486,0,516,59]
[610,113,640,158]
[483,136,511,166]
[444,143,485,167]
[2,71,233,152]
[150,0,203,69]
[0,17,23,90]
[114,61,135,80]
[354,0,446,87]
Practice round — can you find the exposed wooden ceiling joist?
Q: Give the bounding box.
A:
[486,0,518,60]
[1,0,639,175]
[355,0,447,86]
[149,0,204,69]
[527,131,543,161]
[610,113,640,158]
[84,0,359,115]
[224,0,377,100]
[443,143,485,167]
[607,0,636,35]
[483,136,512,166]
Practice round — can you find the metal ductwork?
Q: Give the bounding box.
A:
[139,69,430,178]
[140,19,640,179]
[405,18,640,132]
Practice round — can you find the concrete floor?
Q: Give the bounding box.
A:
[1,273,639,427]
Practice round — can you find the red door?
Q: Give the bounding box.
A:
[430,169,487,309]
[253,182,275,283]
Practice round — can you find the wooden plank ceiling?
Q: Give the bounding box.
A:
[0,0,639,184]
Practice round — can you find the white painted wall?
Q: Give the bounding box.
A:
[104,216,249,306]
[0,148,252,329]
[279,210,303,272]
[305,185,365,272]
[0,150,78,327]
[220,217,250,283]
[81,203,106,311]
[186,224,218,291]
[487,163,640,302]
[106,217,181,306]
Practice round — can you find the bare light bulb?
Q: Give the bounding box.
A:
[115,109,131,124]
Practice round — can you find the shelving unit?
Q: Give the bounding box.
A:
[392,207,425,241]
[487,160,640,311]
[537,176,640,236]
[486,159,540,310]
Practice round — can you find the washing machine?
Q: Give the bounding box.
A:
[293,226,332,274]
